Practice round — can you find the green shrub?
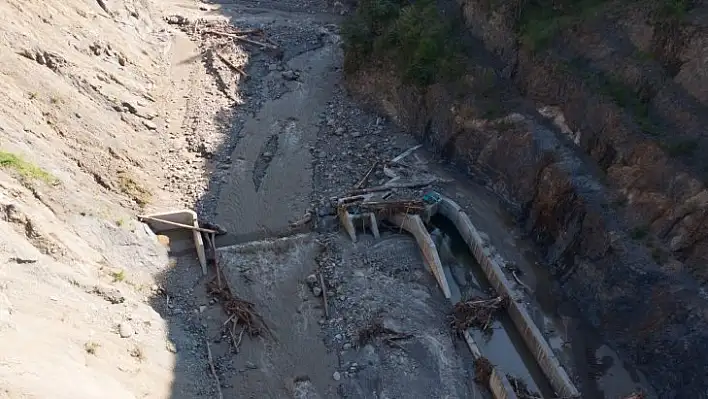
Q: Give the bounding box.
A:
[518,0,608,52]
[342,0,463,86]
[664,139,698,157]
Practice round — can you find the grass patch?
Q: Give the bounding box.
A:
[110,269,126,283]
[518,0,609,52]
[663,139,698,157]
[651,247,666,264]
[118,172,152,208]
[657,0,690,18]
[565,60,663,136]
[84,341,100,355]
[342,0,465,86]
[630,226,649,240]
[0,150,57,184]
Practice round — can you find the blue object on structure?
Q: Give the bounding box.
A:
[423,191,442,204]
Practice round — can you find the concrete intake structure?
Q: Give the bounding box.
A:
[434,196,580,398]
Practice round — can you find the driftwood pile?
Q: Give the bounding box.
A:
[357,318,413,349]
[451,296,508,333]
[165,17,281,82]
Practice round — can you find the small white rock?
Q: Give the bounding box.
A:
[312,286,322,297]
[142,120,158,130]
[118,323,134,338]
[332,371,341,381]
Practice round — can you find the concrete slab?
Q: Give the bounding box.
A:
[140,209,207,275]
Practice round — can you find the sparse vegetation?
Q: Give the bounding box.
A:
[27,91,38,100]
[342,0,464,86]
[630,226,649,240]
[651,247,666,264]
[110,269,126,283]
[129,346,145,361]
[0,150,57,185]
[657,0,690,18]
[84,341,100,355]
[567,61,663,136]
[117,172,152,207]
[663,139,698,157]
[518,0,608,51]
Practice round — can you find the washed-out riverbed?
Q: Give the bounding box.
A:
[155,1,655,396]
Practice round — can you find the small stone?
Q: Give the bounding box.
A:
[166,341,178,353]
[142,119,158,130]
[245,361,258,369]
[268,63,278,71]
[281,70,297,81]
[343,343,352,350]
[199,305,207,313]
[262,151,273,158]
[119,323,134,338]
[312,286,322,297]
[332,371,341,381]
[335,334,342,340]
[306,274,318,285]
[335,127,345,135]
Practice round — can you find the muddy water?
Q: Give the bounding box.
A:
[432,215,556,398]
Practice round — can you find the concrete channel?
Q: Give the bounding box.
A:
[429,195,580,398]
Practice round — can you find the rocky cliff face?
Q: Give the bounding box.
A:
[343,0,708,397]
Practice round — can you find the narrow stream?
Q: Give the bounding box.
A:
[430,214,557,398]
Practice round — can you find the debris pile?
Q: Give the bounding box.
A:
[357,318,413,349]
[507,375,541,399]
[164,17,281,87]
[473,357,494,384]
[331,144,442,243]
[451,296,508,333]
[207,277,271,345]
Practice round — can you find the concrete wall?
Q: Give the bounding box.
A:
[437,197,579,398]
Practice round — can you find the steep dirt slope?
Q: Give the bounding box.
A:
[0,0,213,397]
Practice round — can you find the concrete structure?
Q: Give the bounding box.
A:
[140,209,207,275]
[436,197,580,398]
